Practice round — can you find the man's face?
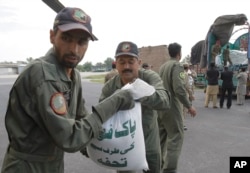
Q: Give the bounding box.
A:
[115,55,141,84]
[50,29,90,68]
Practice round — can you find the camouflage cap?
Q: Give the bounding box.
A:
[53,7,98,41]
[115,41,139,58]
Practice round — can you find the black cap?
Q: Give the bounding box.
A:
[115,41,139,58]
[53,7,98,41]
[142,63,149,68]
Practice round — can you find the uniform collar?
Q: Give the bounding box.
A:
[42,48,76,82]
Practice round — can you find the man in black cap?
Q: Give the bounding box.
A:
[105,61,118,83]
[219,66,233,109]
[142,63,151,70]
[222,45,233,66]
[99,41,171,173]
[204,62,220,108]
[1,7,135,173]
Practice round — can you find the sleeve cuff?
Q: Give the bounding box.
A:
[85,113,103,138]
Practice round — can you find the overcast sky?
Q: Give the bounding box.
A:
[0,0,249,64]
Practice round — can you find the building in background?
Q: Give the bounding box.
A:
[0,63,26,75]
[139,45,170,73]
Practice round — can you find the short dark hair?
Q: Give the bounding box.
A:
[142,63,149,68]
[210,62,215,67]
[168,43,182,58]
[241,67,246,72]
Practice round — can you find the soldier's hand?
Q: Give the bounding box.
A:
[92,89,135,123]
[188,106,197,117]
[189,95,195,101]
[116,89,135,110]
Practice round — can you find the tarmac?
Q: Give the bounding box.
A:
[0,73,250,173]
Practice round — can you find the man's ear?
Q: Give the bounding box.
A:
[50,29,55,44]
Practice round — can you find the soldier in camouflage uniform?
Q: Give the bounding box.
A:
[1,7,135,173]
[100,41,171,173]
[211,40,221,62]
[104,61,118,83]
[222,45,232,66]
[158,43,196,173]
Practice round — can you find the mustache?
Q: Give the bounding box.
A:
[122,69,133,73]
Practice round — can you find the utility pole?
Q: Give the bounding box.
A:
[41,0,64,13]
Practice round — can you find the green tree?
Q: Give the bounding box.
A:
[76,64,84,72]
[82,61,93,72]
[180,55,191,64]
[104,57,115,70]
[26,57,34,63]
[94,62,106,72]
[95,62,104,67]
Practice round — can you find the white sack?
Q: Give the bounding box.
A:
[87,79,155,171]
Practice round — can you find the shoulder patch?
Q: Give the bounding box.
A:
[179,72,185,79]
[50,93,67,115]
